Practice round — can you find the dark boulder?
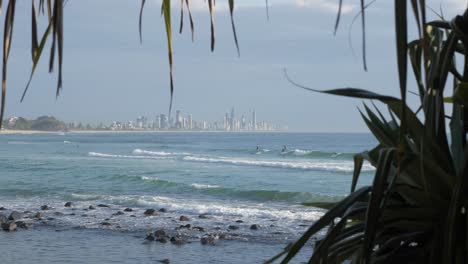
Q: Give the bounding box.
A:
[158,259,170,264]
[198,214,209,219]
[101,222,111,226]
[123,208,133,212]
[15,221,30,229]
[158,208,167,213]
[0,214,7,224]
[201,235,218,245]
[156,237,168,243]
[250,224,260,230]
[64,202,73,207]
[33,212,42,219]
[97,204,110,208]
[40,205,51,210]
[0,207,6,210]
[235,220,244,223]
[145,233,155,241]
[192,226,205,232]
[144,209,157,216]
[154,230,167,237]
[170,236,186,246]
[8,211,22,221]
[112,211,125,216]
[179,215,190,221]
[228,225,239,230]
[1,222,17,232]
[88,205,96,210]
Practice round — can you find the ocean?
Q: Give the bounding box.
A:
[0,132,376,263]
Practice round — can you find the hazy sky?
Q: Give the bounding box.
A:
[4,0,468,131]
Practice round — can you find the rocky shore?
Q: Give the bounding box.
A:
[0,202,267,247]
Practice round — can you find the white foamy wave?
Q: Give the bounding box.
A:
[137,195,324,222]
[133,148,190,156]
[190,183,220,189]
[182,156,374,173]
[140,176,159,182]
[88,152,169,160]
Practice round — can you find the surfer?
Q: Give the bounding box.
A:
[281,145,287,153]
[256,146,260,152]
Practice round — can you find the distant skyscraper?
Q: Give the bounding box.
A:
[252,110,257,131]
[188,115,193,130]
[175,110,182,129]
[230,107,235,131]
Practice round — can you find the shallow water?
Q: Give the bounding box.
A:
[0,132,376,263]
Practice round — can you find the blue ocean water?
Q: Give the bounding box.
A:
[0,132,377,263]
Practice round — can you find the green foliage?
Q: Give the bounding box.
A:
[5,116,65,131]
[268,3,468,264]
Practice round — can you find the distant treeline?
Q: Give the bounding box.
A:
[2,116,66,131]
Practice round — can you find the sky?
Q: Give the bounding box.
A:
[3,0,468,132]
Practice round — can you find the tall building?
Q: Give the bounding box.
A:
[188,114,193,130]
[252,110,257,131]
[230,107,235,131]
[175,110,182,129]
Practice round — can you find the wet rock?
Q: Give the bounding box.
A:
[179,216,190,221]
[0,207,5,210]
[69,213,76,216]
[0,214,7,224]
[97,204,110,208]
[145,233,155,241]
[154,230,167,237]
[201,235,218,245]
[101,222,111,226]
[15,221,30,229]
[235,220,244,223]
[8,211,22,221]
[33,212,42,219]
[198,214,209,219]
[104,218,110,221]
[112,211,125,216]
[123,208,133,212]
[170,236,186,246]
[228,225,239,230]
[177,224,191,230]
[156,237,168,243]
[64,202,73,207]
[130,215,136,218]
[88,205,96,210]
[144,209,157,216]
[192,226,205,232]
[54,212,64,216]
[1,222,17,232]
[250,224,260,230]
[219,233,230,240]
[158,208,167,213]
[40,205,51,210]
[158,259,170,264]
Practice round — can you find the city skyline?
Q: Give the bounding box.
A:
[62,107,287,131]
